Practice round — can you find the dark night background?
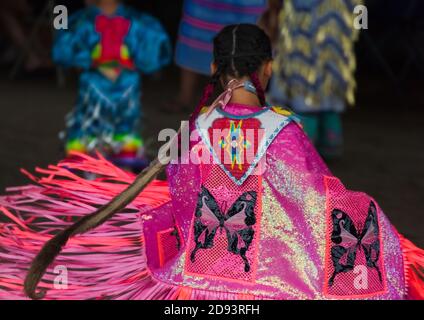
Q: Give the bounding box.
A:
[0,0,423,246]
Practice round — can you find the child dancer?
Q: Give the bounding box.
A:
[53,0,171,169]
[269,0,362,158]
[0,24,422,300]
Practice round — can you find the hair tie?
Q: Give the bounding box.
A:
[205,79,257,117]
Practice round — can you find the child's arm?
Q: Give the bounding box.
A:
[52,10,95,70]
[126,12,172,74]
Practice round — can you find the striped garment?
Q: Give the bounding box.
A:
[175,0,267,75]
[270,0,363,113]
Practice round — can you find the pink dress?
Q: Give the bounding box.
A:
[0,103,422,300]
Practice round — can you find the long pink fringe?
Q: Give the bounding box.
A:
[0,153,163,300]
[398,234,424,300]
[0,153,264,300]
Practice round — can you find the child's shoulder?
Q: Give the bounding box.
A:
[270,105,301,121]
[269,106,303,131]
[67,6,98,27]
[269,105,295,117]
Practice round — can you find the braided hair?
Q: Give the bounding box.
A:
[190,24,273,126]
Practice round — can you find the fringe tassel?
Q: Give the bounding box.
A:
[398,233,424,300]
[0,153,171,300]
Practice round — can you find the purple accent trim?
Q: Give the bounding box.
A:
[177,35,213,52]
[182,14,224,32]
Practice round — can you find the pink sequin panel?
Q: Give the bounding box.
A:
[324,177,387,298]
[184,165,262,283]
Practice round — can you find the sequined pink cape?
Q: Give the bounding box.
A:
[0,104,422,300]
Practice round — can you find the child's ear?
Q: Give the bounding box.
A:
[210,62,218,75]
[264,60,273,78]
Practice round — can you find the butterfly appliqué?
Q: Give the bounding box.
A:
[329,201,382,286]
[190,186,257,272]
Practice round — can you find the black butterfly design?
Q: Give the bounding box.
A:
[329,201,382,286]
[190,186,257,272]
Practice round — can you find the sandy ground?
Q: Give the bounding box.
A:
[0,68,423,246]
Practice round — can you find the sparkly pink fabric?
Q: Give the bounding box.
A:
[0,104,408,299]
[156,104,406,299]
[323,177,387,298]
[184,166,260,283]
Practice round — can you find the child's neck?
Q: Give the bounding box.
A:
[98,1,120,16]
[229,88,261,108]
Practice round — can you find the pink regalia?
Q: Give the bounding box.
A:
[0,103,423,300]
